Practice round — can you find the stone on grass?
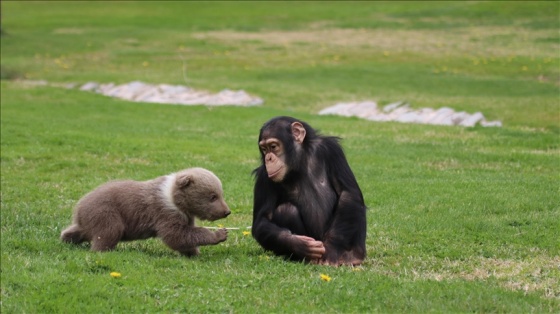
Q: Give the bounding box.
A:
[79,81,99,91]
[319,101,501,127]
[77,81,263,106]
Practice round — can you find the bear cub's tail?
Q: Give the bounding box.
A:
[61,224,86,244]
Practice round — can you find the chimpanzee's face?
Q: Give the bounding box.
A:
[259,137,287,182]
[258,121,307,183]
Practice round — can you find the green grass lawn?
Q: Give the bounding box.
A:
[1,1,559,313]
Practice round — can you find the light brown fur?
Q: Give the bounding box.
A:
[60,168,230,256]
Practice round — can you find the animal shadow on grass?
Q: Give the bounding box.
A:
[64,239,190,259]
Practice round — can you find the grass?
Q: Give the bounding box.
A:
[1,1,559,313]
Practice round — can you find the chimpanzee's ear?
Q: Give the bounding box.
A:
[291,122,306,144]
[176,173,192,189]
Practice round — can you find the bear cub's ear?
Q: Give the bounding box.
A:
[176,173,192,189]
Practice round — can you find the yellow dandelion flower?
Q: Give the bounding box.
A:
[259,254,270,261]
[242,231,250,236]
[217,224,224,228]
[110,272,122,278]
[320,274,332,282]
[142,61,149,67]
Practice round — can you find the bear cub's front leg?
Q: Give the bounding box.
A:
[214,228,228,243]
[160,227,228,256]
[179,229,228,256]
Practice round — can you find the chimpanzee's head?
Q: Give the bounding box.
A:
[257,116,311,182]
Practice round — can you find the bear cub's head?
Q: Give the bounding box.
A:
[172,168,231,221]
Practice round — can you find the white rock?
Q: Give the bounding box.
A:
[383,101,408,113]
[387,106,411,120]
[395,111,422,123]
[133,86,160,101]
[348,102,378,118]
[80,82,99,91]
[74,81,262,106]
[319,106,337,115]
[480,120,502,127]
[321,103,352,117]
[460,112,485,127]
[450,111,470,125]
[428,107,455,125]
[97,83,116,94]
[366,114,390,122]
[319,101,501,127]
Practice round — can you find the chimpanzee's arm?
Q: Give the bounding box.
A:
[252,167,292,254]
[320,138,367,265]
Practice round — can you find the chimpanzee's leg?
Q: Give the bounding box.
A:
[271,203,307,235]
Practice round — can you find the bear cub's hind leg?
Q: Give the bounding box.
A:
[60,224,86,244]
[90,224,125,252]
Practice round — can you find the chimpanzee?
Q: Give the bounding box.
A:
[252,116,367,266]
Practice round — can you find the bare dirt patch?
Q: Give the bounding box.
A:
[404,254,560,299]
[52,28,86,35]
[192,26,557,57]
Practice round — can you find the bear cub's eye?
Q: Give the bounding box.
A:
[210,195,218,202]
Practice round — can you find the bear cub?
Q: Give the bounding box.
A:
[61,167,230,256]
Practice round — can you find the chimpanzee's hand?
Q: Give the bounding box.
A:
[291,234,325,260]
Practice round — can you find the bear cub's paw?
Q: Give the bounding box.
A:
[215,228,228,243]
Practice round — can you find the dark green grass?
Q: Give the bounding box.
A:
[2,83,558,312]
[3,2,558,129]
[1,1,559,313]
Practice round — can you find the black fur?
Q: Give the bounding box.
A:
[252,116,367,265]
